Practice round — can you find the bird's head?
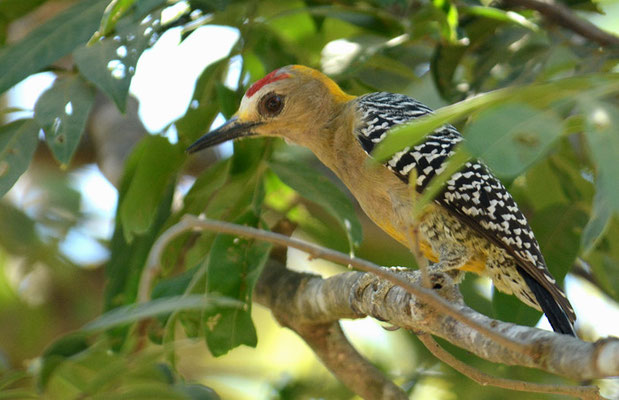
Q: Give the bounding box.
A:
[186,65,354,153]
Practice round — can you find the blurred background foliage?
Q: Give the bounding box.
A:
[0,0,617,399]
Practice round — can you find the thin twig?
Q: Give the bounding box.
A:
[502,0,619,47]
[417,334,602,400]
[138,219,197,303]
[152,215,531,356]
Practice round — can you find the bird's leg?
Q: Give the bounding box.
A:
[350,265,458,321]
[433,242,469,284]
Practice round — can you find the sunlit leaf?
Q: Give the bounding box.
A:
[82,295,242,332]
[34,75,95,165]
[581,188,612,253]
[74,11,160,111]
[92,0,139,42]
[433,0,458,42]
[462,6,538,31]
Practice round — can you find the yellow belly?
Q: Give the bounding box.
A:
[381,220,488,274]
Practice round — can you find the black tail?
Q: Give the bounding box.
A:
[517,266,576,336]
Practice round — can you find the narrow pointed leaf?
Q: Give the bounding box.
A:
[82,295,242,332]
[0,119,39,197]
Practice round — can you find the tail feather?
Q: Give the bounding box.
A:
[517,266,576,336]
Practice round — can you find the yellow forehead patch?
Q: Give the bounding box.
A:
[291,65,355,103]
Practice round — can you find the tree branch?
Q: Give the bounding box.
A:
[502,0,619,47]
[256,261,408,400]
[417,334,601,400]
[253,259,617,382]
[254,261,611,399]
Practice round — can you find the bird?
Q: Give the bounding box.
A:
[187,64,576,336]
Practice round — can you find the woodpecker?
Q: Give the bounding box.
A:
[187,65,576,336]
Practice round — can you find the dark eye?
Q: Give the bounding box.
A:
[259,93,284,117]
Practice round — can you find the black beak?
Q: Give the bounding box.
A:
[186,117,262,153]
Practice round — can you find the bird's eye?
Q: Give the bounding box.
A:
[259,93,284,117]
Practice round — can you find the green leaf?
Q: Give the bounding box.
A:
[104,138,176,319]
[581,187,612,253]
[74,12,159,111]
[119,136,184,241]
[581,101,619,251]
[0,119,39,197]
[433,0,458,42]
[94,0,139,40]
[175,384,221,400]
[584,218,619,301]
[270,154,363,247]
[175,59,228,145]
[0,0,108,95]
[215,83,240,119]
[431,43,467,101]
[583,101,619,214]
[0,371,29,392]
[530,203,588,281]
[183,159,230,215]
[38,332,90,391]
[371,75,619,162]
[0,0,47,22]
[462,6,538,31]
[201,139,269,221]
[203,212,271,356]
[492,289,542,328]
[306,5,400,34]
[463,103,563,178]
[34,75,95,165]
[82,295,242,332]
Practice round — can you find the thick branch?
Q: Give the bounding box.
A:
[502,0,619,47]
[256,261,408,400]
[254,261,618,386]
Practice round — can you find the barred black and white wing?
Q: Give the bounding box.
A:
[354,92,576,334]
